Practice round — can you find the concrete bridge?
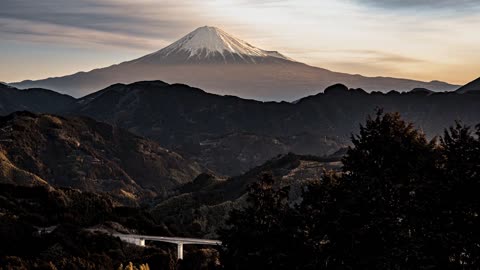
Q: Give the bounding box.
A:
[37,226,220,260]
[112,233,222,260]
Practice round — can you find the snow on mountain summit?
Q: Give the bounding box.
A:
[137,26,292,64]
[164,26,264,56]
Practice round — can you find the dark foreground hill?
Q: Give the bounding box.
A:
[456,77,480,93]
[0,83,74,115]
[0,152,340,269]
[0,184,219,270]
[0,112,203,203]
[3,110,480,269]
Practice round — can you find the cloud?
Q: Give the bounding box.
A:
[349,0,480,12]
[0,0,205,49]
[292,49,424,65]
[350,50,424,64]
[0,18,161,50]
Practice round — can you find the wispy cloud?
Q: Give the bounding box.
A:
[0,18,162,50]
[349,50,425,64]
[0,0,204,49]
[349,0,480,13]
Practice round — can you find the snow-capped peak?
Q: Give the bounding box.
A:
[142,26,292,64]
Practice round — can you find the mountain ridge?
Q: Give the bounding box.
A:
[0,83,75,114]
[3,81,480,175]
[65,80,480,175]
[456,77,480,93]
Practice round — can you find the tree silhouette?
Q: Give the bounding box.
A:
[219,174,297,270]
[439,122,480,267]
[219,110,480,269]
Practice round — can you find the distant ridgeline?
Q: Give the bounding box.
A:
[1,81,480,176]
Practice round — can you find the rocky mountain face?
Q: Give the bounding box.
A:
[11,26,457,100]
[0,112,203,204]
[0,83,75,115]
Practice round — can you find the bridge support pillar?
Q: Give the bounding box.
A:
[177,243,183,260]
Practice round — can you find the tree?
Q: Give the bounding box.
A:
[219,174,296,270]
[439,122,480,267]
[220,110,480,269]
[117,262,150,270]
[297,110,443,269]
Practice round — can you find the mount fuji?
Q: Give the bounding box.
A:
[135,26,293,64]
[12,26,458,100]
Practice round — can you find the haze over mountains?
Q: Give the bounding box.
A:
[11,26,458,101]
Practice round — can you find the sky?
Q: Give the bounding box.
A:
[1,0,479,85]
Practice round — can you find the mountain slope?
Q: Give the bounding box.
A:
[11,26,458,100]
[0,112,203,203]
[152,153,342,238]
[456,77,480,93]
[0,83,75,115]
[0,151,49,186]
